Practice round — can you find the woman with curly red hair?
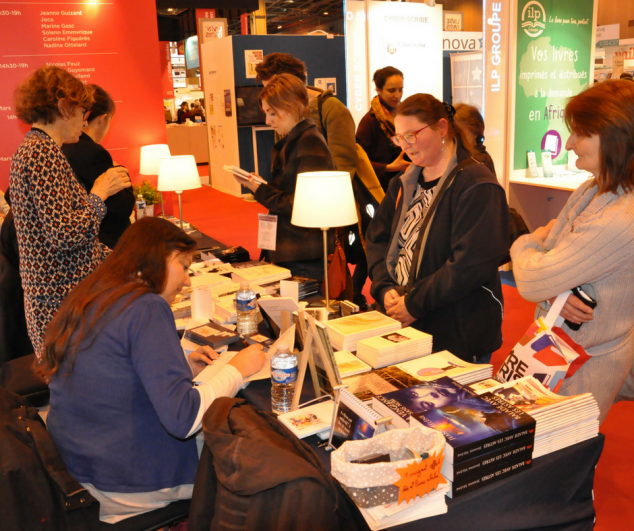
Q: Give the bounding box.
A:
[9,66,131,357]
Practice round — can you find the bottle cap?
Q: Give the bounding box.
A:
[240,281,250,288]
[277,342,289,351]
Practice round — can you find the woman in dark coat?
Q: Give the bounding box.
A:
[366,94,509,363]
[240,74,335,280]
[62,85,135,249]
[356,67,410,190]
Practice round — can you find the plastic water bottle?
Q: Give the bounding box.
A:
[136,195,146,220]
[235,281,257,336]
[270,343,298,415]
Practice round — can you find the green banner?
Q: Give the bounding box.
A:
[513,0,594,169]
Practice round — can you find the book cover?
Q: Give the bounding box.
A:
[412,391,536,463]
[343,365,421,402]
[331,400,376,448]
[372,377,474,428]
[326,311,400,336]
[277,400,334,439]
[185,321,241,349]
[335,350,372,379]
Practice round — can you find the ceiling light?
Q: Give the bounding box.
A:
[167,7,174,12]
[323,12,329,15]
[278,25,282,29]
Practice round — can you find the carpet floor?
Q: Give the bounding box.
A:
[173,183,634,530]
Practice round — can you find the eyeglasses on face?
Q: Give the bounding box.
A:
[391,124,433,146]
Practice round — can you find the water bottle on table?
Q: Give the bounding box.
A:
[270,343,297,415]
[236,281,257,336]
[136,195,146,220]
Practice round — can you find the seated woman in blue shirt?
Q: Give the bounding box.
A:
[41,217,266,523]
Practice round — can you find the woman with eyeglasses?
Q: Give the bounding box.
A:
[9,66,130,357]
[356,67,410,191]
[365,94,509,363]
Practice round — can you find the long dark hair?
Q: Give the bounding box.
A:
[373,66,404,90]
[397,94,476,156]
[40,217,196,379]
[86,84,115,123]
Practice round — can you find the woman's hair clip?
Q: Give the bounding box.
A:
[443,102,456,122]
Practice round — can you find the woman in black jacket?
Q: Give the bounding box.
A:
[240,74,335,280]
[365,94,509,363]
[62,85,135,249]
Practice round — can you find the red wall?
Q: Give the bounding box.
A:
[0,1,168,190]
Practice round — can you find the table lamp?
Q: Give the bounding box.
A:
[140,144,171,216]
[157,155,201,230]
[291,171,358,314]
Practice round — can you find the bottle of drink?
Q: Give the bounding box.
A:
[270,343,298,415]
[136,195,146,220]
[235,281,257,336]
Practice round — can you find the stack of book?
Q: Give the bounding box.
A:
[369,377,537,498]
[184,321,242,350]
[209,246,250,264]
[334,350,372,379]
[231,263,292,285]
[355,327,432,368]
[212,294,237,324]
[396,351,492,385]
[189,272,234,291]
[342,351,492,402]
[259,276,320,298]
[325,311,401,352]
[467,376,599,458]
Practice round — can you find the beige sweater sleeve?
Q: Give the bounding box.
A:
[511,195,634,303]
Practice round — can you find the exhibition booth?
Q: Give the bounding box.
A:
[2,0,630,530]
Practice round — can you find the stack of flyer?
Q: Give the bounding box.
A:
[355,327,432,368]
[212,294,237,324]
[325,311,401,352]
[467,376,599,458]
[395,351,492,385]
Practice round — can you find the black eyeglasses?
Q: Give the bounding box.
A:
[391,124,434,146]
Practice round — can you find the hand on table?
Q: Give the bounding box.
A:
[386,296,416,327]
[533,219,556,242]
[188,346,220,378]
[91,166,131,201]
[549,293,594,325]
[228,343,266,378]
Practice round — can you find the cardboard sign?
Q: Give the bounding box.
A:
[393,452,446,505]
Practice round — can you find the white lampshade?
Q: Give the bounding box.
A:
[291,171,358,229]
[139,144,171,175]
[157,155,202,193]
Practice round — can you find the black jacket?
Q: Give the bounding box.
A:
[0,211,34,364]
[366,143,509,361]
[254,119,335,263]
[62,132,135,249]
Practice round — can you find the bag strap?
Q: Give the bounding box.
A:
[405,158,476,292]
[543,291,572,328]
[317,92,335,142]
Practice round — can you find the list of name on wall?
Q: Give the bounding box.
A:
[0,1,169,190]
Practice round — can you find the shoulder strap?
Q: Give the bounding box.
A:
[317,92,335,142]
[405,158,477,292]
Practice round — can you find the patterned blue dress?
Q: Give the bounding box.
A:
[9,129,107,356]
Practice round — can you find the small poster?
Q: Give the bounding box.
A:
[224,89,232,117]
[443,11,463,31]
[217,125,225,148]
[209,125,217,148]
[245,49,264,79]
[208,93,214,115]
[314,77,337,95]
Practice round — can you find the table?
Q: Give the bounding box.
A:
[239,378,604,531]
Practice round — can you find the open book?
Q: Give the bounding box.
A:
[223,165,266,185]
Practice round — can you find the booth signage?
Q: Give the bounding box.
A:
[185,36,199,70]
[0,0,168,190]
[443,31,483,51]
[159,41,174,99]
[595,23,619,48]
[513,0,594,169]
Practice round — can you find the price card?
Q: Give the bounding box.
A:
[257,213,277,251]
[393,451,447,505]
